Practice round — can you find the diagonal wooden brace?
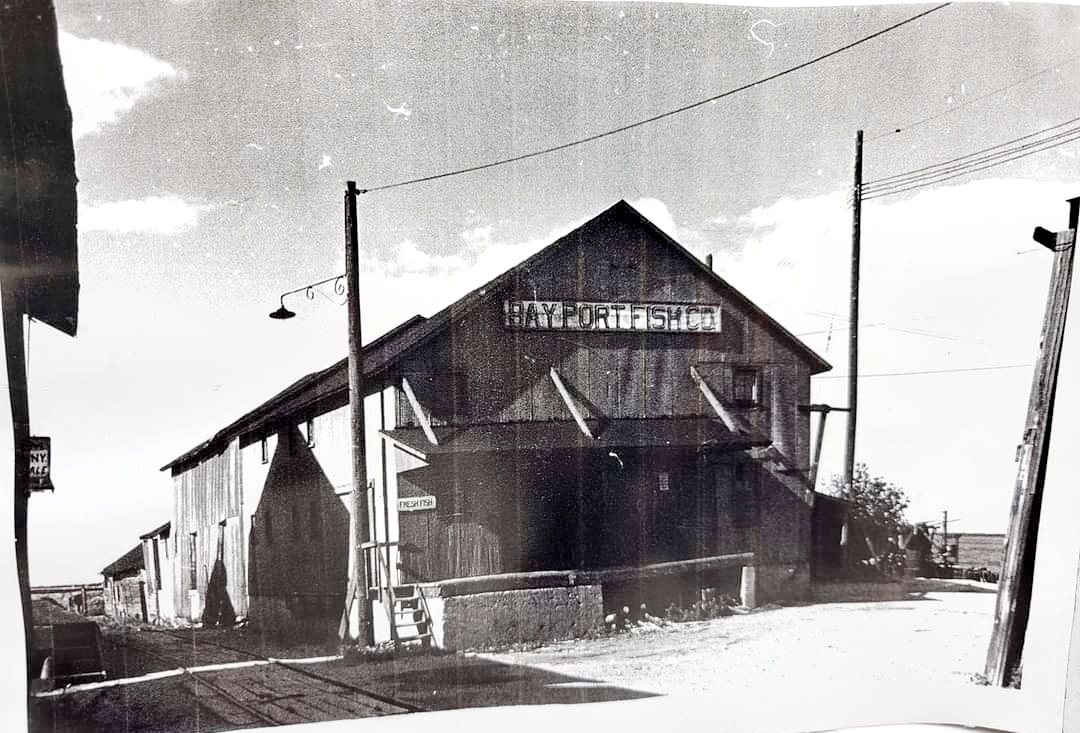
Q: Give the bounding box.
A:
[401,376,439,446]
[549,367,594,439]
[689,365,749,434]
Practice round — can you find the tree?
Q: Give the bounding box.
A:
[829,463,911,571]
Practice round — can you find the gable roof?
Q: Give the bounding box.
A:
[161,314,427,472]
[139,522,170,540]
[101,545,143,578]
[162,200,829,472]
[356,200,830,377]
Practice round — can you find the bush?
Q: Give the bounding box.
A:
[963,567,999,583]
[663,594,740,623]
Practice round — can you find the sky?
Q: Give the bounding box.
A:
[13,0,1080,585]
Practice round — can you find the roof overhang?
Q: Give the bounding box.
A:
[382,417,771,460]
[139,522,171,540]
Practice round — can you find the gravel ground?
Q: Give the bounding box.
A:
[477,587,997,697]
[31,582,997,731]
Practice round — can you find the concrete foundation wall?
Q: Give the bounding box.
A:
[755,563,811,603]
[249,594,342,639]
[428,584,603,651]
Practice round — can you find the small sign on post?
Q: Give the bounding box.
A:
[398,495,436,512]
[28,436,53,492]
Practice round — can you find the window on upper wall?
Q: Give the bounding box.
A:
[732,367,761,407]
[217,520,226,563]
[188,533,197,591]
[260,437,269,464]
[152,539,162,591]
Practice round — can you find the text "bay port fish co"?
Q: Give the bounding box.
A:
[503,300,722,333]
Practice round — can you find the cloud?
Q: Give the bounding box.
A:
[460,224,494,251]
[356,220,585,338]
[719,178,1072,531]
[58,32,181,140]
[384,240,468,275]
[80,195,211,235]
[627,197,679,240]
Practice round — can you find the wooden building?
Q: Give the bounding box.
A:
[101,545,147,622]
[139,522,174,623]
[159,201,831,647]
[953,533,1005,573]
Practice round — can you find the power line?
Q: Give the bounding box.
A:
[862,119,1080,197]
[358,4,952,195]
[868,53,1080,142]
[864,116,1080,189]
[863,125,1080,195]
[861,127,1080,201]
[815,363,1032,379]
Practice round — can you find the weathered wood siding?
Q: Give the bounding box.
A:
[392,206,818,583]
[172,438,244,620]
[141,536,175,622]
[244,425,350,633]
[396,208,814,473]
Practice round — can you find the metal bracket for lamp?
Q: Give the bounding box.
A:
[269,274,346,319]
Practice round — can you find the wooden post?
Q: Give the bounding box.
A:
[740,566,757,609]
[2,285,32,681]
[843,130,863,565]
[380,393,397,644]
[799,404,850,492]
[346,181,372,647]
[985,196,1079,686]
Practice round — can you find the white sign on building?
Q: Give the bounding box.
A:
[398,495,436,512]
[504,299,722,333]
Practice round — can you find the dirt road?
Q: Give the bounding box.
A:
[479,586,996,697]
[31,583,996,731]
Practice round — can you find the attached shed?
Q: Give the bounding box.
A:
[140,522,174,623]
[101,545,147,623]
[160,200,831,647]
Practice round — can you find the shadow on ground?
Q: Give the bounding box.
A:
[809,577,998,604]
[348,651,658,709]
[31,645,656,733]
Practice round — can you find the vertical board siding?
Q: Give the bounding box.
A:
[392,219,797,444]
[172,438,242,621]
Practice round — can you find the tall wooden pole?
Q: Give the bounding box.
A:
[2,283,32,682]
[985,196,1079,686]
[346,181,372,646]
[843,131,863,562]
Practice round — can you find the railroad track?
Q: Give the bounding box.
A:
[122,628,424,727]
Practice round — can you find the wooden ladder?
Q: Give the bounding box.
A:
[388,584,432,646]
[375,550,431,647]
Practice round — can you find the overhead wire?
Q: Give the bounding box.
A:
[861,123,1080,200]
[815,363,1033,379]
[860,120,1080,201]
[358,3,952,195]
[864,116,1080,188]
[861,130,1080,200]
[867,53,1080,142]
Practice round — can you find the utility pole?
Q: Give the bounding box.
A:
[800,404,851,489]
[346,181,372,647]
[3,287,32,683]
[985,196,1079,687]
[843,130,863,564]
